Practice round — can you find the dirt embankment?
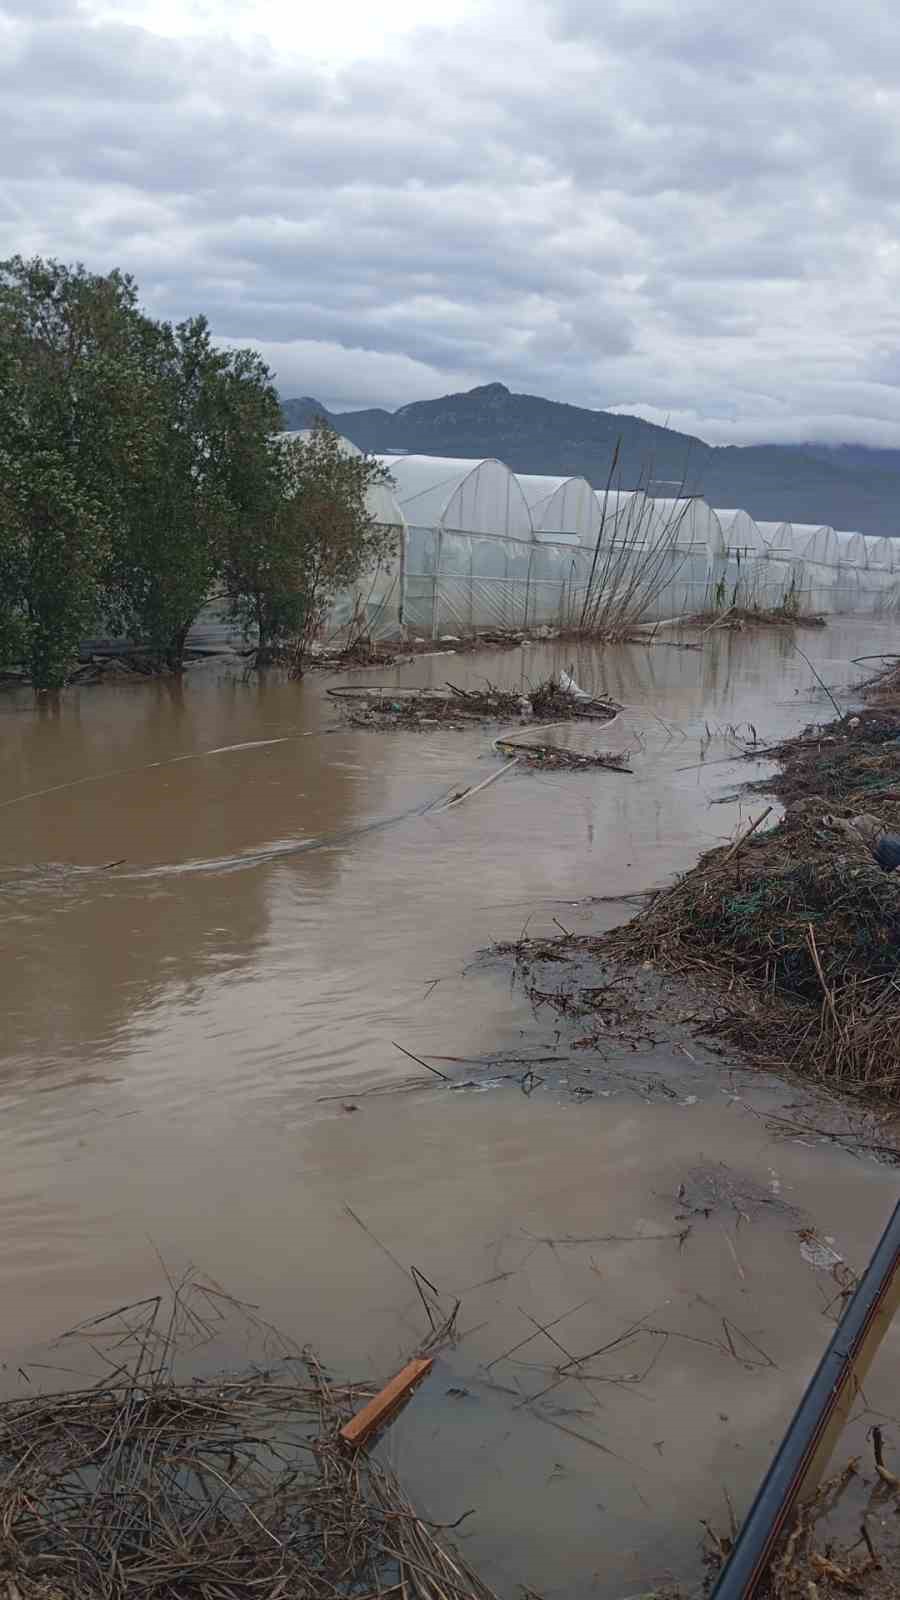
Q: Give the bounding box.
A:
[495,661,900,1114]
[604,690,900,1104]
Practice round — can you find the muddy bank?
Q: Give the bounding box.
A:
[516,668,900,1111]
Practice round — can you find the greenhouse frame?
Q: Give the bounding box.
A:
[293,437,900,640]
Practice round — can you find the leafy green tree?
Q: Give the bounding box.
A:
[0,257,281,681]
[0,256,145,685]
[105,317,281,670]
[0,448,108,687]
[223,421,396,667]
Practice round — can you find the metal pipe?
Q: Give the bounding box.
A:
[711,1199,900,1600]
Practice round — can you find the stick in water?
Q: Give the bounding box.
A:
[432,757,520,813]
[720,806,773,867]
[794,645,843,720]
[391,1041,449,1082]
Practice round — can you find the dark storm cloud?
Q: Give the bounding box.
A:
[3,0,900,442]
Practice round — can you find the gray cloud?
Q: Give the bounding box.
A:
[3,0,900,443]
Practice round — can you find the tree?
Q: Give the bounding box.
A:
[0,447,108,687]
[103,317,282,671]
[0,256,146,686]
[223,421,396,668]
[0,257,282,681]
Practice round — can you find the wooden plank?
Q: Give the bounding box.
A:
[339,1357,434,1449]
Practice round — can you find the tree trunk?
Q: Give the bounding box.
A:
[165,621,191,673]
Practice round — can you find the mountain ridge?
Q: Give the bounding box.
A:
[280,384,900,537]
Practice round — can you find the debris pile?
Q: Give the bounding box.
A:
[753,708,900,806]
[68,653,182,683]
[330,675,619,732]
[493,736,631,772]
[305,627,563,672]
[0,1281,498,1600]
[703,1453,900,1600]
[604,782,900,1100]
[686,604,826,631]
[860,656,900,709]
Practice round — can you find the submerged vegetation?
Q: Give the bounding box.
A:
[0,256,391,688]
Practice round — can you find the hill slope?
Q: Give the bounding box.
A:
[280,385,900,537]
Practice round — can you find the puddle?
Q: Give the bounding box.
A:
[1,618,899,1597]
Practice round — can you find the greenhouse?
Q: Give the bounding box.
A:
[831,531,868,611]
[376,455,541,634]
[712,509,766,556]
[865,536,895,571]
[296,441,900,639]
[516,474,603,543]
[755,521,794,554]
[855,536,896,612]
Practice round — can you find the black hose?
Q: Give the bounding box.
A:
[711,1199,900,1599]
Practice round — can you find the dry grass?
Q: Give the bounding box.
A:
[492,736,632,772]
[686,604,826,631]
[331,676,619,732]
[592,690,900,1102]
[602,793,900,1102]
[0,1280,498,1600]
[751,709,900,806]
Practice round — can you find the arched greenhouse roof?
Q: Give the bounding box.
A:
[642,496,720,549]
[278,430,405,527]
[378,455,533,539]
[864,535,895,570]
[515,474,604,542]
[713,508,766,554]
[835,530,868,567]
[794,525,840,566]
[755,521,794,553]
[595,489,650,544]
[594,489,714,549]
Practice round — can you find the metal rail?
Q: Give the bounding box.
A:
[711,1199,900,1600]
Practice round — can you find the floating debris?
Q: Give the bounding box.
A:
[493,735,632,773]
[0,1278,498,1600]
[329,677,619,732]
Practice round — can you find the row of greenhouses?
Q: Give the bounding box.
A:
[294,440,900,638]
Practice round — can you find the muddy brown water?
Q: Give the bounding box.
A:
[2,619,900,1597]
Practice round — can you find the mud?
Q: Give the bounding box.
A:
[2,619,900,1599]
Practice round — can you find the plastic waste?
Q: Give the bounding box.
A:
[559,669,590,700]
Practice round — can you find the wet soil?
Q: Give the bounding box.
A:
[2,620,900,1600]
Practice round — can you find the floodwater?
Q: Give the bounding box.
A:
[2,618,900,1596]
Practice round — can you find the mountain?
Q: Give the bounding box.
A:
[280,384,900,537]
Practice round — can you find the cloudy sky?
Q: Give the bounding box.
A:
[3,0,900,444]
